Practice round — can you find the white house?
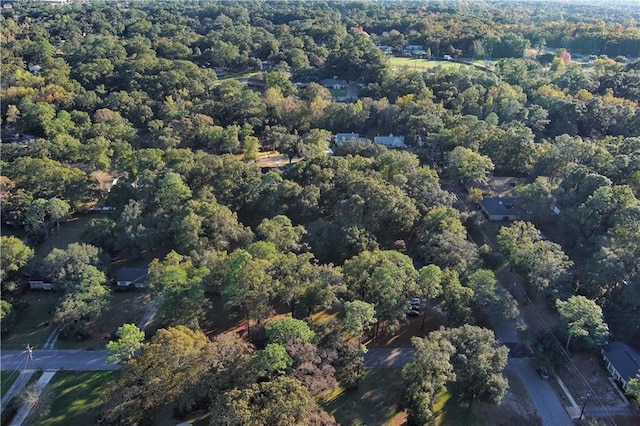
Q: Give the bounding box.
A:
[334,133,360,145]
[116,267,149,289]
[601,342,640,390]
[28,273,54,291]
[374,134,406,148]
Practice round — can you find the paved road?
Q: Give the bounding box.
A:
[507,358,573,426]
[363,347,416,368]
[0,350,119,371]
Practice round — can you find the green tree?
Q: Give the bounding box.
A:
[416,265,443,329]
[448,146,494,186]
[441,325,509,408]
[556,295,609,350]
[106,323,145,363]
[627,374,640,412]
[343,250,418,336]
[440,270,474,326]
[256,215,306,253]
[343,300,377,345]
[403,335,456,425]
[43,243,106,292]
[211,376,335,426]
[53,265,110,339]
[265,317,316,345]
[251,343,293,379]
[147,251,210,329]
[101,326,216,424]
[0,236,34,282]
[46,197,70,232]
[466,269,519,321]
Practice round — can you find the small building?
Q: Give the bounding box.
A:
[320,77,347,90]
[480,197,518,221]
[116,267,149,289]
[28,273,54,291]
[374,134,406,148]
[601,342,640,390]
[334,133,360,145]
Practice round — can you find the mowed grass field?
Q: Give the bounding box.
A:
[389,56,466,71]
[27,371,119,426]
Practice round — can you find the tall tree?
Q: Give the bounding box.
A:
[147,251,210,329]
[106,323,145,363]
[402,335,456,425]
[441,325,509,408]
[556,295,609,350]
[0,236,34,283]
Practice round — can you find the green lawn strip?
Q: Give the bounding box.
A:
[389,57,465,70]
[1,292,60,350]
[1,370,19,398]
[29,371,119,426]
[329,88,347,97]
[324,368,406,425]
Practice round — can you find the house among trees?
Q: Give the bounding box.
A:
[601,341,640,390]
[28,273,54,291]
[320,77,347,89]
[480,197,518,221]
[374,134,406,148]
[334,132,360,145]
[116,267,149,289]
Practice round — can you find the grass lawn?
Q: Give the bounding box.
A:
[27,371,118,426]
[389,57,465,71]
[32,214,95,263]
[2,292,60,350]
[219,71,261,81]
[324,368,406,425]
[434,371,540,425]
[1,370,19,398]
[329,88,347,98]
[55,291,152,350]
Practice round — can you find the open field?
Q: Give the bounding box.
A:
[389,56,467,71]
[2,292,60,350]
[55,291,153,350]
[324,368,406,426]
[27,371,118,426]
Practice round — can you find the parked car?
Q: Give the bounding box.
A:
[537,367,550,380]
[410,297,421,305]
[405,310,419,317]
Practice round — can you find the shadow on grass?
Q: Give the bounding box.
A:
[30,371,118,426]
[324,368,406,426]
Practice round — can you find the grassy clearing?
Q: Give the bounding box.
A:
[29,371,118,426]
[32,214,94,263]
[2,292,59,350]
[1,370,19,398]
[389,57,464,71]
[219,71,261,81]
[324,368,406,425]
[433,371,541,426]
[329,88,347,97]
[55,291,152,350]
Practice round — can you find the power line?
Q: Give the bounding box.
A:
[512,279,617,425]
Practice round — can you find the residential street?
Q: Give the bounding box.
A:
[506,358,573,426]
[363,347,416,368]
[0,350,119,371]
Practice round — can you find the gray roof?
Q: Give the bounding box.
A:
[320,78,347,87]
[116,267,148,284]
[481,197,518,216]
[603,342,640,382]
[335,133,360,143]
[374,134,406,147]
